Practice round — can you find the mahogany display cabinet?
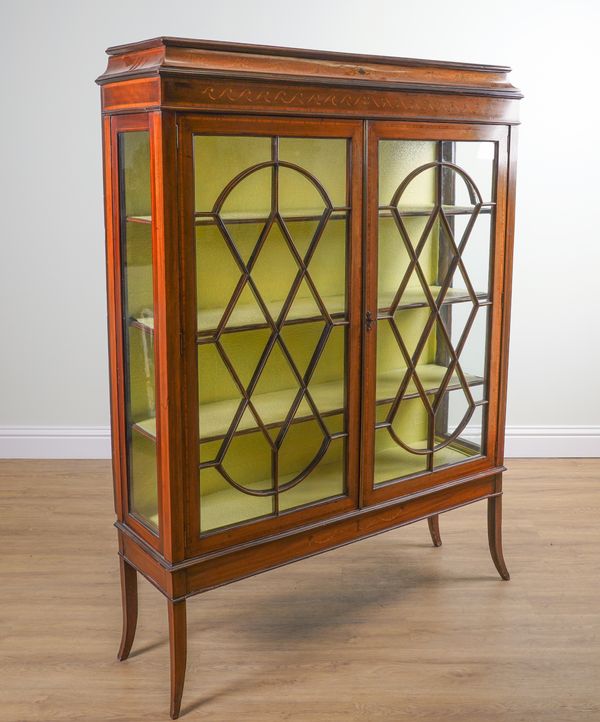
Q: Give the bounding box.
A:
[97,37,521,718]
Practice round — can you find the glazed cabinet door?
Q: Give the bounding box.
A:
[179,116,363,553]
[362,122,509,505]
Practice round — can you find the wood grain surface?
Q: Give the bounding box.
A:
[1,459,598,721]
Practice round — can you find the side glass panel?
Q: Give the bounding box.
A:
[374,139,496,486]
[118,131,159,530]
[193,134,350,534]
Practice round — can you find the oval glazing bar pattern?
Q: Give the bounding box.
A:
[374,139,496,484]
[194,134,350,532]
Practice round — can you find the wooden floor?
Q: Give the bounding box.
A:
[1,460,599,721]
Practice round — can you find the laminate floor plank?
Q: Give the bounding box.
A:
[1,459,598,721]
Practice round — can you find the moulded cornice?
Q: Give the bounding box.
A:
[96,36,523,100]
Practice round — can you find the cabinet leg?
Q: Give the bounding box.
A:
[117,557,138,661]
[488,495,510,581]
[168,599,187,720]
[427,515,442,547]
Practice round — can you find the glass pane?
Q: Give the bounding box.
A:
[278,165,326,218]
[452,213,492,297]
[193,133,350,533]
[434,391,485,470]
[119,130,159,530]
[200,461,273,533]
[279,428,345,512]
[374,139,495,485]
[379,140,436,211]
[279,137,347,208]
[374,398,429,484]
[453,141,495,204]
[194,135,271,215]
[308,219,347,316]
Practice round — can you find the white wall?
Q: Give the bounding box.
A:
[1,0,599,458]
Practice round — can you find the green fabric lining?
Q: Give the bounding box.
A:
[143,438,476,532]
[134,362,482,442]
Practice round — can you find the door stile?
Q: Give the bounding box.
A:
[345,118,364,515]
[494,126,518,467]
[360,123,380,508]
[151,110,186,563]
[483,131,509,470]
[102,114,125,525]
[177,115,202,556]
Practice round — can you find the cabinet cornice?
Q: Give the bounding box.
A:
[96,36,523,102]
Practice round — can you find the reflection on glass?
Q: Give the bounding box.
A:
[194,134,349,532]
[375,139,495,485]
[119,131,159,530]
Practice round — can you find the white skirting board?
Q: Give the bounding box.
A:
[0,425,599,459]
[0,427,113,460]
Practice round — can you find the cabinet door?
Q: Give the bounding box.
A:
[362,122,509,505]
[179,116,363,553]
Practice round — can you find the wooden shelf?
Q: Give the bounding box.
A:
[198,294,347,334]
[195,208,349,226]
[132,362,484,444]
[379,204,494,218]
[378,286,490,313]
[131,294,347,337]
[373,438,478,485]
[129,286,488,338]
[376,364,483,405]
[130,206,491,227]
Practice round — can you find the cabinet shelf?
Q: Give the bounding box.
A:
[379,204,494,218]
[373,439,478,485]
[130,294,348,337]
[195,208,349,226]
[197,295,348,335]
[129,286,488,339]
[132,362,484,445]
[378,286,489,313]
[129,206,491,227]
[143,437,477,532]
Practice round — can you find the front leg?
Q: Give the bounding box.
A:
[488,495,510,580]
[427,515,442,547]
[168,598,187,720]
[117,557,138,661]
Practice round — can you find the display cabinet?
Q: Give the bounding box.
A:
[97,37,521,718]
